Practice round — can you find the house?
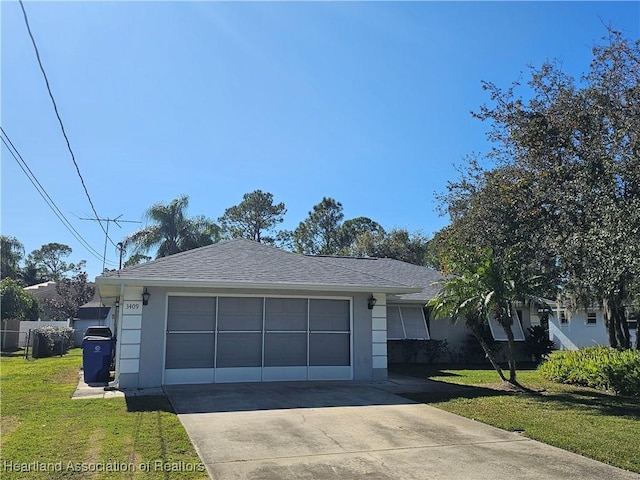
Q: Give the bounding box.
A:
[95,239,424,389]
[98,238,616,390]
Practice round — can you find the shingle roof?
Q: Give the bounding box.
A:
[312,256,444,302]
[97,238,420,294]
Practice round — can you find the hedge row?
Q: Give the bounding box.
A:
[539,346,640,396]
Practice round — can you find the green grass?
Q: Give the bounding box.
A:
[391,363,640,474]
[0,350,207,479]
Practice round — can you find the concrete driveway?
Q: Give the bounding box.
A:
[165,378,639,480]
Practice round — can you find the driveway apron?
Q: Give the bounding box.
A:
[164,381,639,480]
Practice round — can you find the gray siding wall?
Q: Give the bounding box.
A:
[134,286,374,388]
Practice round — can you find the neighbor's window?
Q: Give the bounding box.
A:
[586,312,597,325]
[627,311,638,330]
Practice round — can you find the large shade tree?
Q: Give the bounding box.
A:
[437,30,640,348]
[26,243,82,282]
[123,195,221,259]
[288,197,345,255]
[219,190,286,243]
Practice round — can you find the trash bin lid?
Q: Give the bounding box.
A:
[83,326,113,340]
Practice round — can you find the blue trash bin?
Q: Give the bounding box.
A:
[82,335,115,383]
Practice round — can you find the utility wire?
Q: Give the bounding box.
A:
[1,127,118,267]
[18,0,117,249]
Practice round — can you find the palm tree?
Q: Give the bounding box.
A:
[429,250,547,385]
[428,261,508,382]
[123,195,221,259]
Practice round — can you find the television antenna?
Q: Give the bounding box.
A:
[79,214,141,271]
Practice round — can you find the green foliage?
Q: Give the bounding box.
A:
[351,228,434,266]
[0,235,24,280]
[26,242,81,281]
[435,30,640,349]
[289,197,345,254]
[421,339,452,364]
[525,325,555,363]
[0,278,40,320]
[219,190,286,243]
[539,347,640,396]
[123,195,221,258]
[429,249,550,383]
[31,326,74,358]
[123,253,152,268]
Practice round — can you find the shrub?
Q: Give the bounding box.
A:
[31,326,74,358]
[524,325,555,363]
[422,339,452,364]
[539,346,640,396]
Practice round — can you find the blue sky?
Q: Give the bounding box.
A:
[2,1,638,280]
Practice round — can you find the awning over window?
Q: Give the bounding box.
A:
[386,305,429,340]
[487,309,525,341]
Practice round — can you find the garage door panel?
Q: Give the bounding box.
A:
[264,332,307,366]
[309,333,350,366]
[217,332,262,367]
[165,333,215,369]
[218,297,263,331]
[309,299,350,331]
[167,297,215,331]
[265,298,307,331]
[262,366,308,381]
[215,367,262,383]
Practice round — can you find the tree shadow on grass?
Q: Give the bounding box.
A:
[401,378,640,421]
[389,362,539,379]
[125,394,175,413]
[400,383,508,404]
[536,387,640,420]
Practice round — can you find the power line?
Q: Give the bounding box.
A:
[18,0,114,246]
[1,127,118,267]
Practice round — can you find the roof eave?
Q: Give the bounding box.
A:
[95,276,421,295]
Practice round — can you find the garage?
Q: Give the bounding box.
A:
[164,295,352,384]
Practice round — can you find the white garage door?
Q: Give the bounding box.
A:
[164,296,352,384]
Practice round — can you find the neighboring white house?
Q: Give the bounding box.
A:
[548,303,638,350]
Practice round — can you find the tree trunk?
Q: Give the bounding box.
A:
[470,327,507,382]
[613,299,630,349]
[604,294,631,349]
[503,322,518,384]
[603,297,619,348]
[497,301,518,385]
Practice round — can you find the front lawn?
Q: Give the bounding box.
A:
[0,350,207,479]
[391,363,640,474]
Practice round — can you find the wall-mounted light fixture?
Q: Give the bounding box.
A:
[142,288,151,306]
[115,300,120,308]
[368,295,377,310]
